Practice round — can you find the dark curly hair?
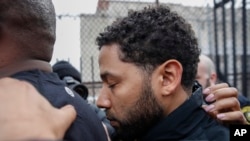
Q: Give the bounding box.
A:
[96,5,200,90]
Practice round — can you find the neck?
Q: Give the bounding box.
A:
[0,60,52,78]
[163,86,190,116]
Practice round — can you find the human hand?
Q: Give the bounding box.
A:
[0,77,76,140]
[202,83,248,124]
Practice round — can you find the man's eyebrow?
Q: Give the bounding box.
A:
[100,71,108,81]
[100,71,112,80]
[100,71,118,81]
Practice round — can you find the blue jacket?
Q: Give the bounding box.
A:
[11,70,108,141]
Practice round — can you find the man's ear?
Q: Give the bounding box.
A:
[210,72,217,85]
[159,59,183,96]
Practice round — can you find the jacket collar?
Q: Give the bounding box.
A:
[142,87,205,141]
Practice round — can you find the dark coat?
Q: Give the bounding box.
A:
[142,87,229,141]
[11,69,108,141]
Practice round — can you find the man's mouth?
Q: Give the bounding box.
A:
[108,118,119,128]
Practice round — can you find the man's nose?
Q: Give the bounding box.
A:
[96,86,111,109]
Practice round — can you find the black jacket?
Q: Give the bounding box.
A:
[142,87,229,141]
[11,70,108,141]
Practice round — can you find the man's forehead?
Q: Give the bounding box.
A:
[99,44,120,62]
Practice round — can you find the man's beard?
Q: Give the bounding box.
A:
[109,80,164,141]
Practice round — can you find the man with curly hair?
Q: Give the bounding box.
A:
[96,5,229,141]
[0,1,244,140]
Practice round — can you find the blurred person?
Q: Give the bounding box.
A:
[0,77,76,141]
[196,54,250,124]
[0,0,108,141]
[96,5,229,141]
[52,60,115,137]
[52,60,89,99]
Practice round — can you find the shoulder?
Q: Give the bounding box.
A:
[12,70,109,141]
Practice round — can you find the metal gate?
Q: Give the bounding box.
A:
[213,0,250,98]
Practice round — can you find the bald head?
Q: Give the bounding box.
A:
[196,54,217,89]
[0,0,56,62]
[199,54,216,75]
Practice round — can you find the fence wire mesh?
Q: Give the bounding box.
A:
[54,0,250,102]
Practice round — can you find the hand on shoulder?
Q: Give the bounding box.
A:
[0,77,76,140]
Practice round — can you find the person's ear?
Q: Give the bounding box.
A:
[210,72,217,85]
[159,59,183,96]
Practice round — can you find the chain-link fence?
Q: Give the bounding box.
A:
[77,0,215,103]
[71,0,250,102]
